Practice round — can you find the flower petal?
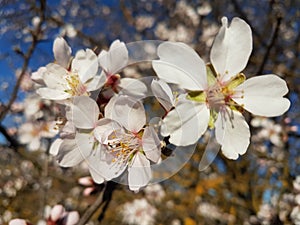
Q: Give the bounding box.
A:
[86,73,106,92]
[36,87,70,100]
[65,211,80,225]
[128,152,152,192]
[68,96,100,129]
[152,42,206,90]
[72,49,98,83]
[44,63,68,89]
[151,79,174,111]
[232,75,290,117]
[210,17,252,82]
[98,40,128,75]
[142,126,161,163]
[49,138,63,156]
[94,118,122,144]
[87,145,127,181]
[161,98,210,146]
[56,137,87,167]
[215,110,250,159]
[53,37,72,69]
[118,78,147,98]
[105,95,146,132]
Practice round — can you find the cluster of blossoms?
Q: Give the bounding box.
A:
[9,204,79,225]
[31,17,290,192]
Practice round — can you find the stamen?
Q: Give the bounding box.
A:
[64,71,89,96]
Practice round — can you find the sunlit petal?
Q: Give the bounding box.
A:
[210,17,252,82]
[215,110,250,160]
[233,75,290,117]
[153,42,206,90]
[128,152,152,192]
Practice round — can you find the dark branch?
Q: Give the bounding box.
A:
[0,0,46,122]
[230,0,267,48]
[256,16,282,75]
[0,123,18,148]
[77,181,117,225]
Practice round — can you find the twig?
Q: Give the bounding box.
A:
[77,185,106,225]
[98,181,118,222]
[47,16,105,49]
[77,181,117,225]
[256,16,282,75]
[230,0,267,48]
[0,0,46,122]
[0,123,18,148]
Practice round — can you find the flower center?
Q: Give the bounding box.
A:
[106,130,142,164]
[186,64,246,128]
[64,71,88,96]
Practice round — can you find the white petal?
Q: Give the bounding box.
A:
[94,118,122,144]
[31,66,47,85]
[215,110,250,159]
[69,96,100,129]
[56,138,84,167]
[65,211,80,225]
[128,152,152,192]
[210,17,252,82]
[86,73,106,92]
[87,145,127,181]
[53,37,72,68]
[9,219,27,225]
[106,95,146,132]
[49,138,63,156]
[28,137,41,151]
[61,121,76,139]
[98,40,128,75]
[232,75,290,117]
[153,42,206,90]
[161,99,210,146]
[142,126,161,163]
[44,63,68,89]
[72,49,98,83]
[118,78,147,98]
[37,87,70,100]
[151,79,174,111]
[50,205,64,221]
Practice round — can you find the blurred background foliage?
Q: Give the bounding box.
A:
[0,0,300,224]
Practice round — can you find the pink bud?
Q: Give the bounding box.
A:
[78,176,94,186]
[9,219,28,225]
[65,211,80,225]
[50,205,64,222]
[83,187,95,196]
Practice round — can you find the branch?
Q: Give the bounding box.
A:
[77,184,105,225]
[230,0,267,47]
[47,16,105,50]
[77,181,117,225]
[0,123,18,148]
[256,16,282,75]
[0,0,46,122]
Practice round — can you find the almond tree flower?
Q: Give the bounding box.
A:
[9,219,31,225]
[98,40,147,98]
[152,17,290,159]
[31,37,71,85]
[36,38,103,101]
[251,117,284,147]
[18,121,58,151]
[92,95,161,192]
[52,96,105,184]
[46,204,80,225]
[121,198,157,225]
[144,183,166,203]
